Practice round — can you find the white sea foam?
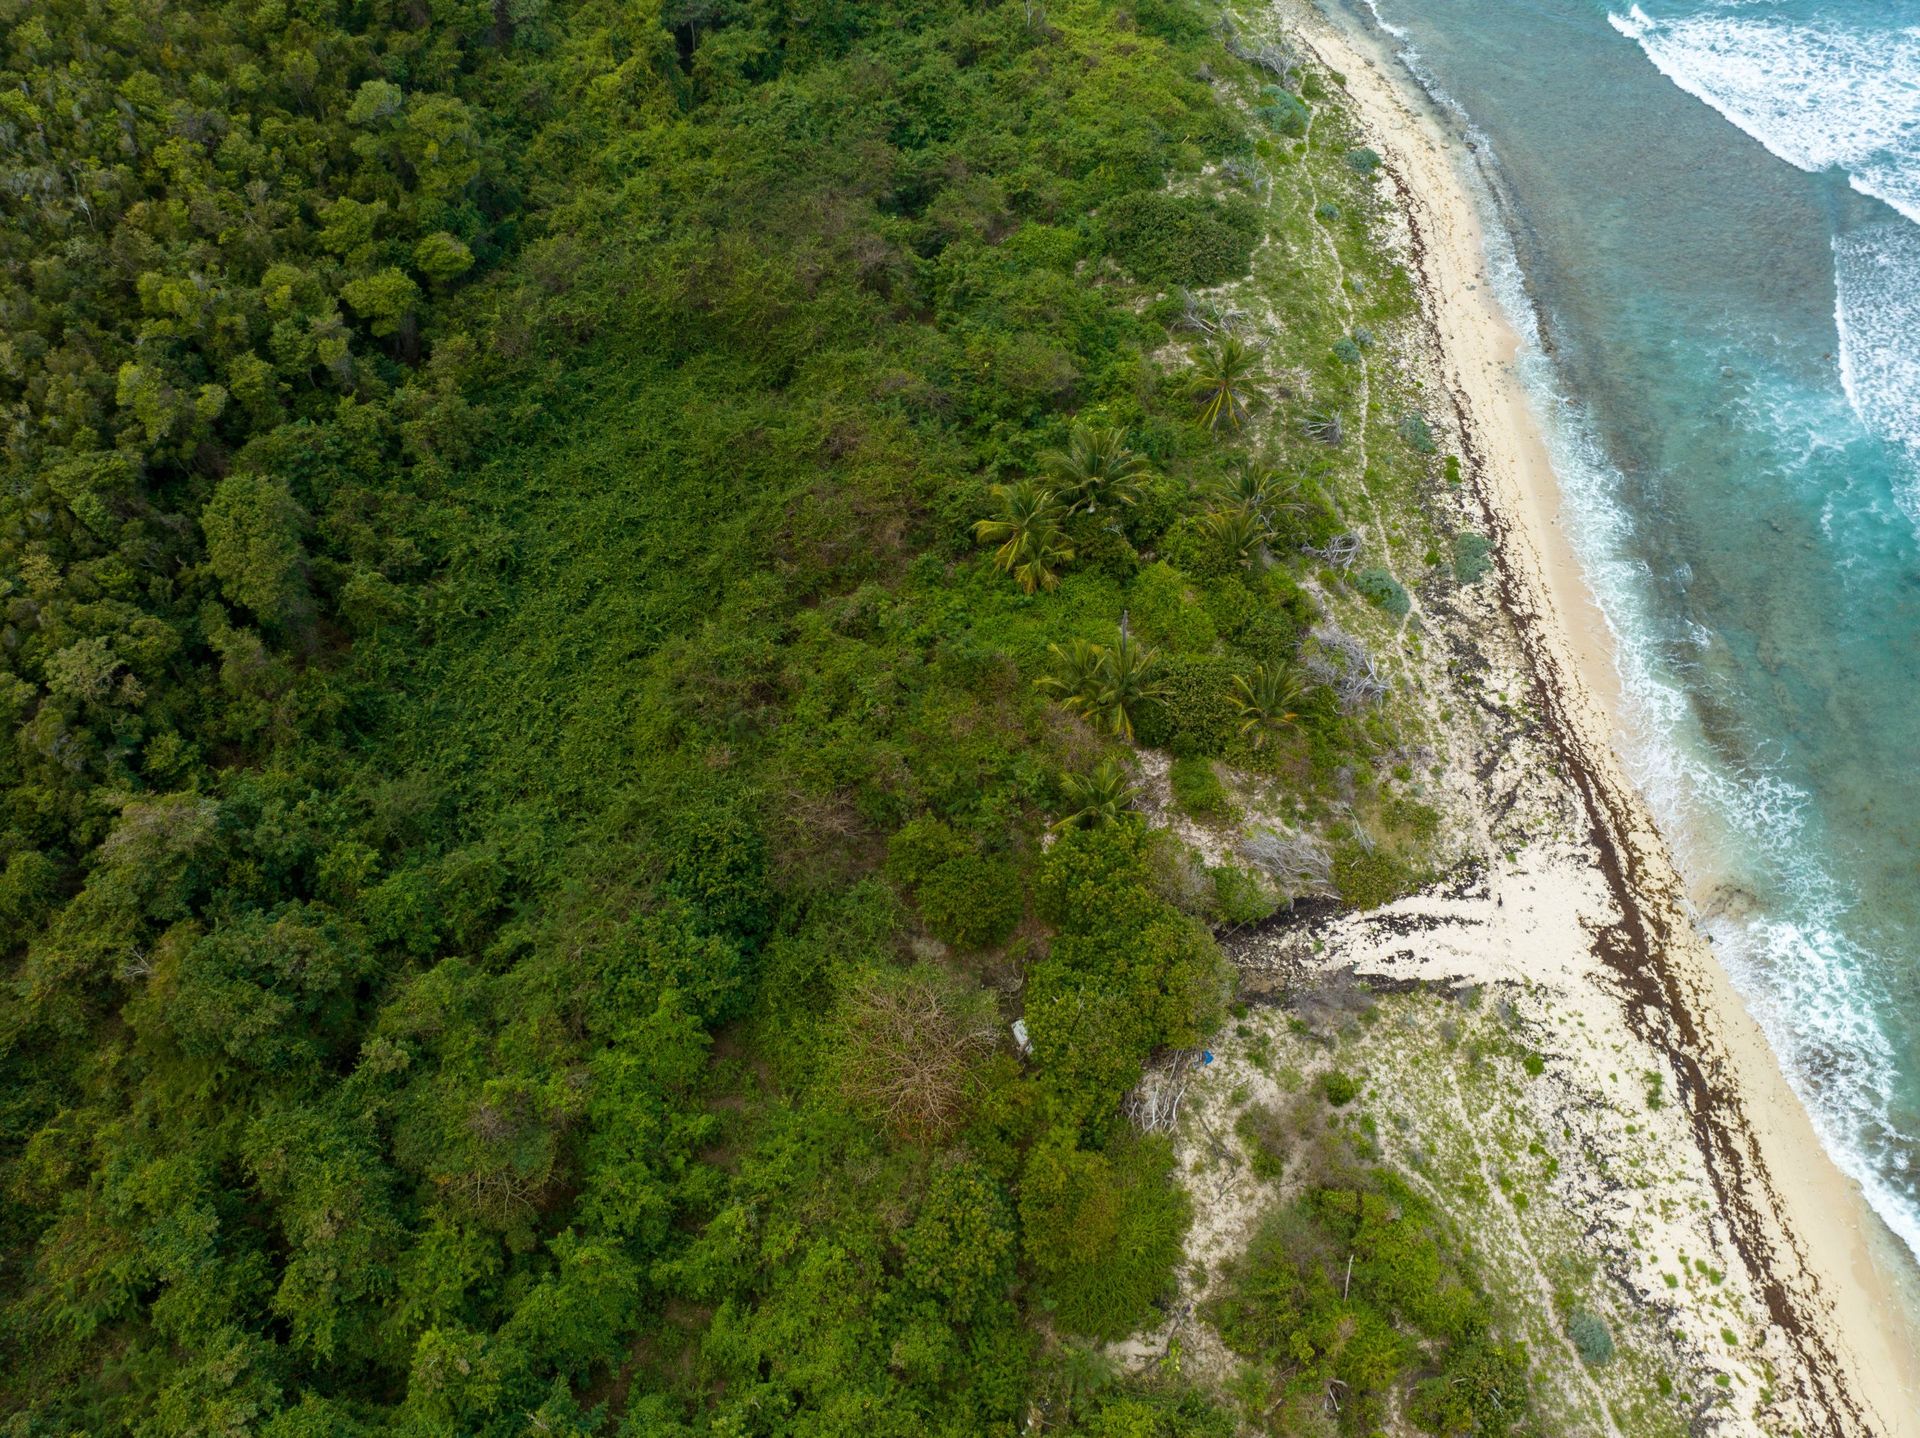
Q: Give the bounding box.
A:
[1607,4,1920,225]
[1605,5,1920,505]
[1834,222,1920,519]
[1356,0,1409,43]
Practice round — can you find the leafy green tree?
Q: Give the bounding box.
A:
[242,1104,402,1362]
[975,479,1075,593]
[201,472,312,631]
[1020,1135,1189,1339]
[414,232,477,286]
[340,269,423,341]
[901,1164,1018,1324]
[918,851,1025,950]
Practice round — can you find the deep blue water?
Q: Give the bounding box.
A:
[1331,0,1920,1258]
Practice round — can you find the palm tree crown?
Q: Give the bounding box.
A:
[1037,631,1165,740]
[1052,757,1139,831]
[1187,336,1269,433]
[973,479,1074,593]
[1040,424,1152,515]
[1209,461,1305,526]
[1231,661,1310,749]
[1204,502,1271,569]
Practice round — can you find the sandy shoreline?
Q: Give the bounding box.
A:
[1288,3,1920,1431]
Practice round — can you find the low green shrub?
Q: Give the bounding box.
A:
[1257,86,1310,137]
[1169,755,1229,817]
[1208,863,1277,926]
[1345,146,1382,175]
[1207,1171,1533,1436]
[1451,531,1492,584]
[1103,191,1262,289]
[1567,1308,1615,1366]
[1069,515,1143,583]
[1333,844,1412,909]
[1353,566,1410,619]
[888,816,969,886]
[1136,654,1241,756]
[1444,453,1464,486]
[889,817,1023,949]
[919,852,1024,950]
[1130,562,1220,653]
[1398,411,1437,453]
[1021,1134,1190,1339]
[1124,474,1187,549]
[1320,1069,1359,1107]
[1314,200,1341,222]
[1331,337,1363,366]
[1382,796,1441,844]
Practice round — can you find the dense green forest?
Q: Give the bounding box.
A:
[0,0,1528,1431]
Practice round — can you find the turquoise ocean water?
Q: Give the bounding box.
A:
[1326,0,1920,1258]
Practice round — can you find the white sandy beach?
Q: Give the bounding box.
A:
[1292,6,1920,1429]
[1132,5,1920,1432]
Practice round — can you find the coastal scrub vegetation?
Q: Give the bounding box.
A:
[1208,1174,1533,1436]
[0,0,1501,1430]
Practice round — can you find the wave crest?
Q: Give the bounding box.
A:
[1607,4,1920,225]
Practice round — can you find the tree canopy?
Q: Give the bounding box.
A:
[0,0,1492,1431]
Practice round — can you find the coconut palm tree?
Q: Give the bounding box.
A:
[1052,756,1139,831]
[1041,424,1151,515]
[973,479,1074,593]
[1187,336,1269,433]
[1037,631,1165,740]
[1232,661,1310,749]
[1089,631,1163,739]
[1036,636,1100,703]
[1209,460,1305,526]
[1204,501,1271,568]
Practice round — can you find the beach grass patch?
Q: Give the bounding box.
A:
[1333,843,1415,909]
[1235,1102,1290,1179]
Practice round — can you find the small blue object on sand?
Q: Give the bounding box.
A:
[1201,1050,1214,1065]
